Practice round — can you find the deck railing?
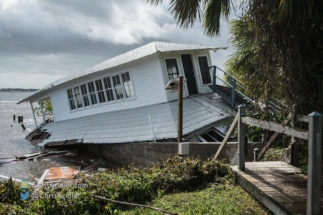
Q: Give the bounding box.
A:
[209,65,287,111]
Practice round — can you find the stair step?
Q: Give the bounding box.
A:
[209,84,250,109]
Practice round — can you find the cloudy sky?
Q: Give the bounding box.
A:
[0,0,236,89]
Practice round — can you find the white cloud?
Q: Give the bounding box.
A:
[0,0,232,88]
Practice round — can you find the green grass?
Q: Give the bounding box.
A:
[0,157,273,215]
[116,184,272,215]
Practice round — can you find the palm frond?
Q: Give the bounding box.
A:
[168,0,202,29]
[203,0,231,36]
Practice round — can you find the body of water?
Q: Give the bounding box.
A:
[0,92,48,181]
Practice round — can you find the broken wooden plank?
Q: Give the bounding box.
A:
[241,117,308,140]
[257,113,292,161]
[45,166,81,181]
[213,114,238,160]
[82,161,104,173]
[45,139,79,147]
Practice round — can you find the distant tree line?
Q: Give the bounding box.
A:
[0,88,39,92]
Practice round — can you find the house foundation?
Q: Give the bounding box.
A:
[87,142,264,167]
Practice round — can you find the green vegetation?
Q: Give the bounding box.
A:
[33,100,53,122]
[149,0,323,115]
[0,157,270,214]
[148,0,323,168]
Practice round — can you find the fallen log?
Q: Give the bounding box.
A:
[91,195,178,215]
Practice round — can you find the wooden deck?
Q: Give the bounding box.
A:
[231,161,322,215]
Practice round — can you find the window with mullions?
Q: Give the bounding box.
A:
[112,75,124,100]
[73,86,83,108]
[67,89,76,110]
[198,56,211,85]
[95,79,106,103]
[121,72,134,98]
[87,82,98,105]
[165,59,179,80]
[80,84,90,107]
[103,77,115,101]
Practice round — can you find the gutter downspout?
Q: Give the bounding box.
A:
[30,101,38,128]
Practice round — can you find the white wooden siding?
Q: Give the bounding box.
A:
[51,55,167,122]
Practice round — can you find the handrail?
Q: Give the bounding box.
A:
[209,65,245,89]
[211,65,288,110]
[215,76,254,103]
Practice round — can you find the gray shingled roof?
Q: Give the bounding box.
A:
[18,41,226,104]
[39,93,230,146]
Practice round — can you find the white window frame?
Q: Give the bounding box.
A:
[87,81,99,106]
[65,70,135,112]
[164,57,181,81]
[121,71,134,98]
[80,83,91,107]
[196,54,212,85]
[73,86,83,109]
[94,79,107,104]
[103,76,117,102]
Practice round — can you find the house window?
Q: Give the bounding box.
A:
[121,72,134,98]
[95,79,106,103]
[80,84,90,107]
[103,77,115,101]
[66,72,135,111]
[198,56,211,84]
[112,75,124,100]
[73,86,83,108]
[67,89,76,110]
[87,82,98,105]
[165,59,179,80]
[198,129,224,142]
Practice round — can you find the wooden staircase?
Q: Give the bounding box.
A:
[208,66,252,109]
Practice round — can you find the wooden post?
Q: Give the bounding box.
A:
[212,66,216,91]
[238,105,246,171]
[212,114,238,160]
[30,102,38,127]
[307,112,322,215]
[231,78,236,108]
[177,75,183,143]
[291,105,298,166]
[40,101,46,124]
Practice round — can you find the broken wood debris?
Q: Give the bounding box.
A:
[0,150,78,165]
[81,159,105,173]
[45,139,79,147]
[25,129,51,145]
[45,166,81,181]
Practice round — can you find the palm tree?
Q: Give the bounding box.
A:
[147,0,314,37]
[147,0,232,36]
[148,0,323,114]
